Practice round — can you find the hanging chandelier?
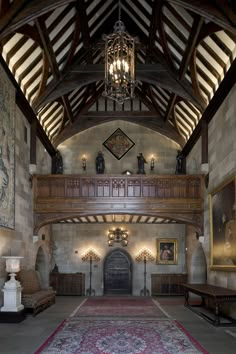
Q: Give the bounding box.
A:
[103,0,135,104]
[107,228,128,247]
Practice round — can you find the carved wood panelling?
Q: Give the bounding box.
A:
[35,175,203,199]
[33,174,204,234]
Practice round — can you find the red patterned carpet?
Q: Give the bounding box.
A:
[35,318,208,354]
[72,296,166,317]
[35,296,209,354]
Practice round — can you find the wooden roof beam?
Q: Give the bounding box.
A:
[0,0,75,40]
[167,0,236,33]
[33,63,204,110]
[148,0,174,69]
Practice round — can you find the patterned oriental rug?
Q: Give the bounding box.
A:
[35,318,209,354]
[72,296,167,318]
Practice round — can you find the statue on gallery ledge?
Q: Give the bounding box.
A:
[137,153,147,174]
[96,151,105,174]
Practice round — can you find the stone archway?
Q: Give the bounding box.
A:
[189,243,207,284]
[104,249,132,295]
[35,246,48,288]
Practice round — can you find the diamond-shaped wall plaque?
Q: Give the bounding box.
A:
[103,128,135,160]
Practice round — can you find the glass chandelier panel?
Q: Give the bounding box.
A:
[103,18,135,104]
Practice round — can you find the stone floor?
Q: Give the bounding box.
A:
[0,296,235,353]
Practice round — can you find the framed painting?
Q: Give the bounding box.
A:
[156,238,178,264]
[103,128,135,160]
[209,176,236,270]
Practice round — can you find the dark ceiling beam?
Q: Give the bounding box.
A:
[179,16,204,80]
[149,0,174,69]
[182,57,236,157]
[63,2,81,69]
[167,0,236,33]
[0,0,10,16]
[0,0,28,35]
[79,111,164,119]
[54,103,185,148]
[0,55,56,156]
[35,18,60,79]
[33,63,203,110]
[151,47,206,110]
[0,0,76,40]
[197,22,223,44]
[77,0,90,50]
[165,93,177,122]
[34,52,49,101]
[61,95,74,124]
[164,15,205,128]
[135,86,158,113]
[145,84,164,118]
[53,85,104,146]
[35,16,76,128]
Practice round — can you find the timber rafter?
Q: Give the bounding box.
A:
[0,0,234,156]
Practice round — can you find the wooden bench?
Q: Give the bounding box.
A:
[183,283,236,326]
[17,270,56,316]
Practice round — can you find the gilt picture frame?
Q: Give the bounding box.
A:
[103,128,135,160]
[156,238,178,265]
[209,176,236,271]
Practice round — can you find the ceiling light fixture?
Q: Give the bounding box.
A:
[103,0,135,104]
[107,227,128,247]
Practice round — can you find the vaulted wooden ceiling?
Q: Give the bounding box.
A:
[0,0,236,152]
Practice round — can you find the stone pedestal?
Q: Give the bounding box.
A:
[1,274,24,312]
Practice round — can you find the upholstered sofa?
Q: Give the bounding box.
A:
[17,269,56,316]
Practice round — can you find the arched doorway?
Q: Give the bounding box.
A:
[104,249,132,295]
[35,246,48,288]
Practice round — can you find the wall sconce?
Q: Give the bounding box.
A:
[1,256,24,313]
[150,155,155,171]
[82,155,86,171]
[107,227,128,247]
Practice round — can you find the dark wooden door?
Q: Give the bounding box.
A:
[104,249,132,295]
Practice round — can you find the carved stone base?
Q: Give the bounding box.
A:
[0,309,25,323]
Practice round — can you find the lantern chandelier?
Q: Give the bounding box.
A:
[107,227,128,247]
[103,0,136,104]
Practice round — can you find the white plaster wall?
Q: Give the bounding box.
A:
[52,223,186,296]
[58,121,180,175]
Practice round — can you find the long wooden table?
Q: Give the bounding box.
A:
[183,283,236,326]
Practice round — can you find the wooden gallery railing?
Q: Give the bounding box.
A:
[33,174,204,233]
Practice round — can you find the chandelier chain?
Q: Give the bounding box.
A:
[118,0,121,22]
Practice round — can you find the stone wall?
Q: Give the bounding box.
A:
[186,84,236,296]
[51,223,186,296]
[0,92,52,305]
[58,121,180,175]
[207,84,236,289]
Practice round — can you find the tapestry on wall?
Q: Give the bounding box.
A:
[0,65,15,229]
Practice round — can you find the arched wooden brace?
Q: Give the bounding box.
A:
[33,174,204,235]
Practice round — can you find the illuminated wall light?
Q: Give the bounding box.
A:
[82,155,86,171]
[150,155,155,171]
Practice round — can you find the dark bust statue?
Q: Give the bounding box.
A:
[175,150,185,174]
[52,150,63,174]
[96,151,105,174]
[137,153,147,174]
